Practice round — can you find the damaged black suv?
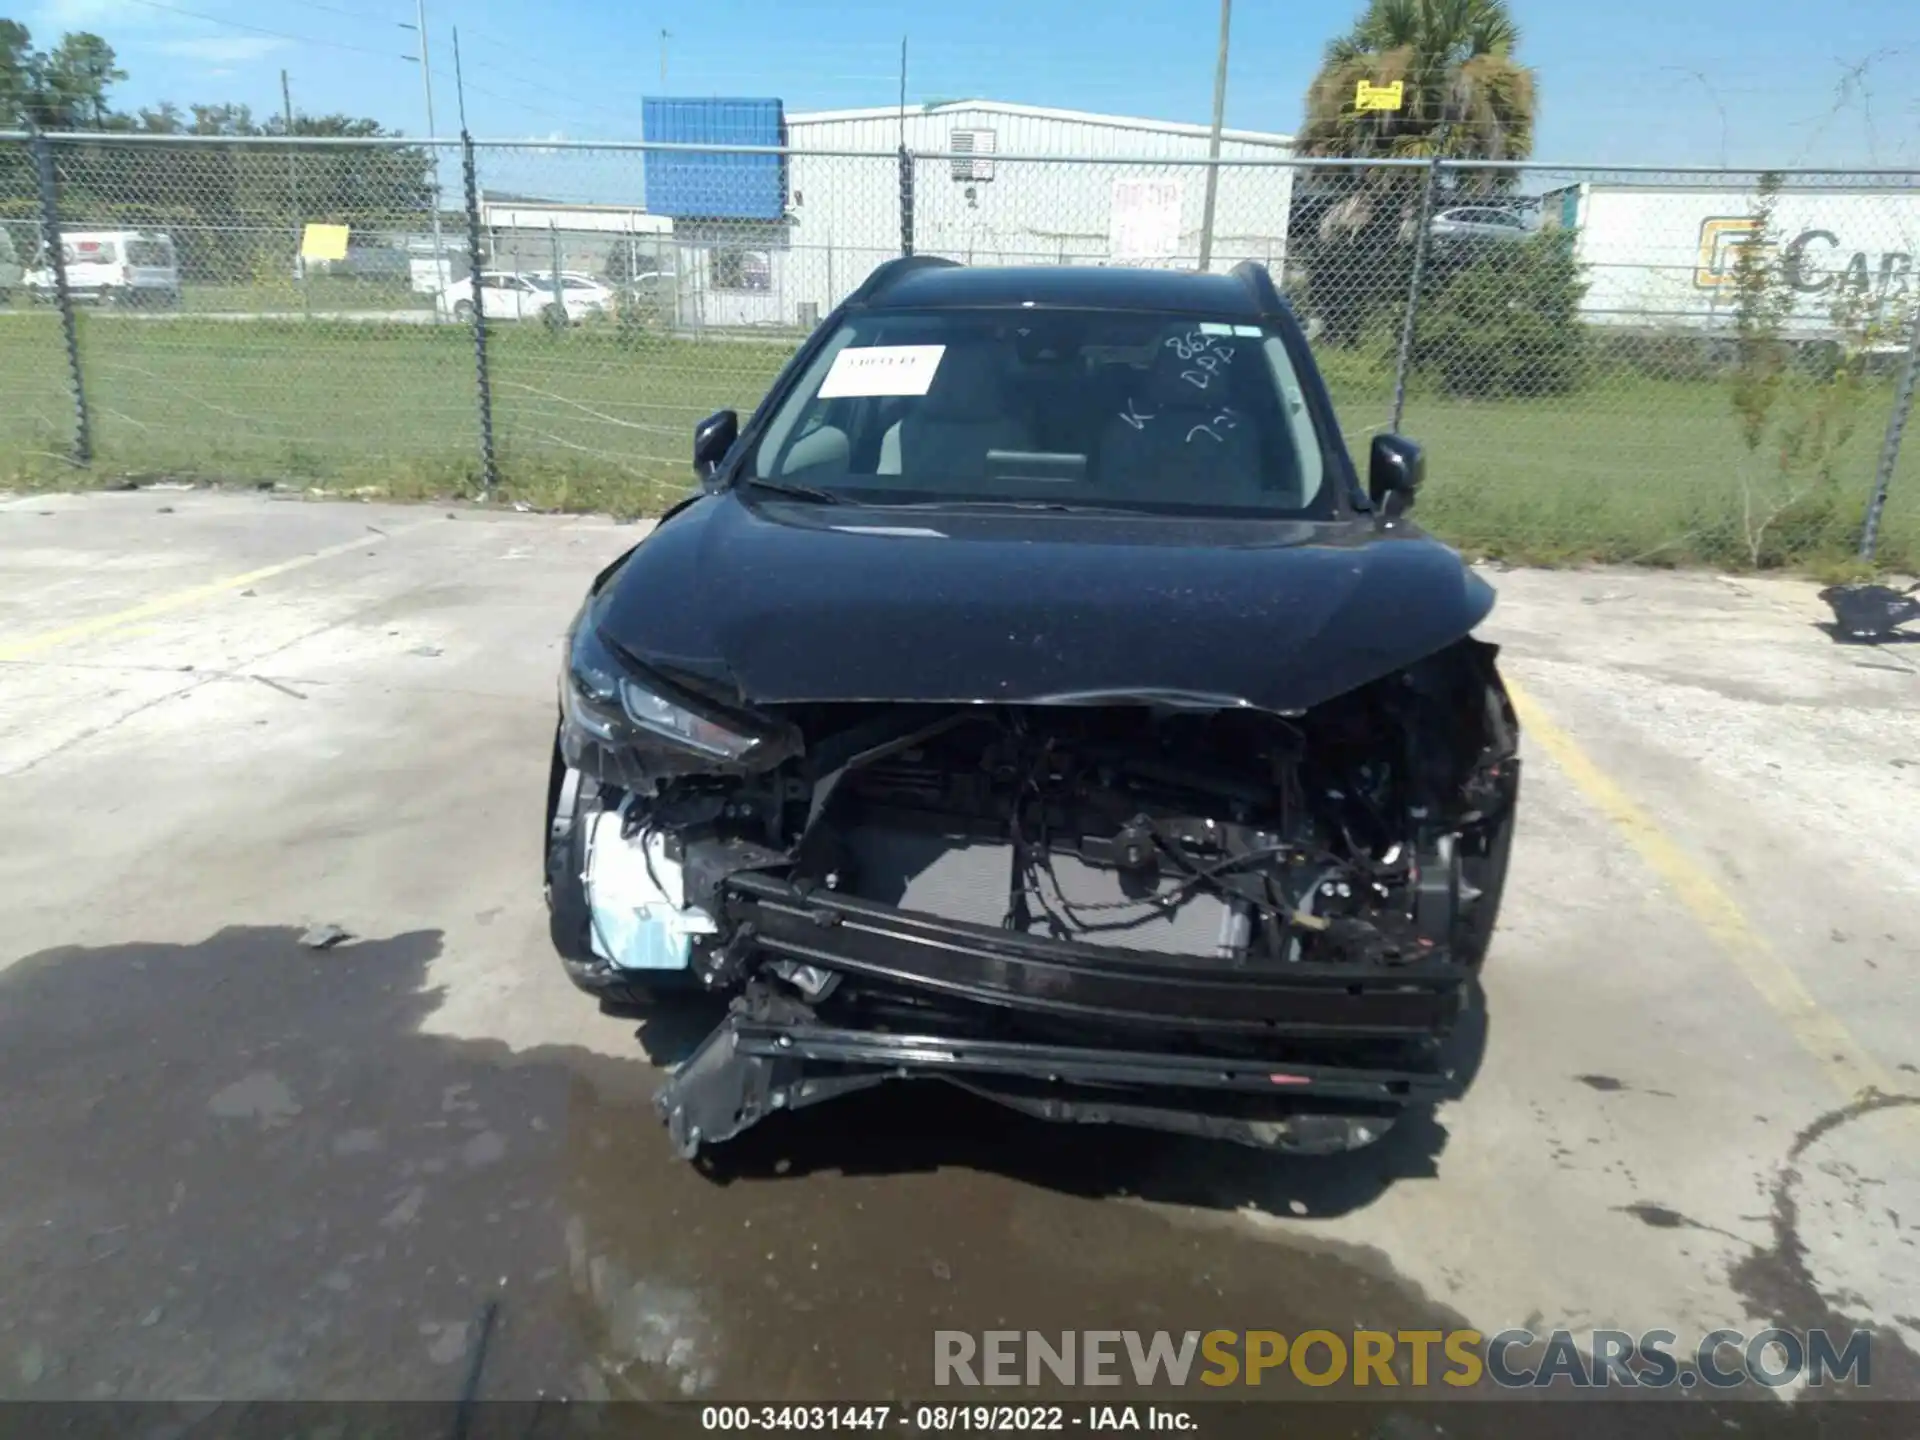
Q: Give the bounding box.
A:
[545,257,1520,1159]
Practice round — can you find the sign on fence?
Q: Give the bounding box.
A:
[299,224,350,263]
[1109,178,1184,263]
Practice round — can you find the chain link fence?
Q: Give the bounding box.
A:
[2,131,1915,572]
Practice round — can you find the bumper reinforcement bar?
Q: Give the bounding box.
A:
[722,871,1467,1037]
[653,1015,1461,1157]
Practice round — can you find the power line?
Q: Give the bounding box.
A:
[118,0,602,135]
[117,0,399,59]
[464,57,643,125]
[273,0,408,24]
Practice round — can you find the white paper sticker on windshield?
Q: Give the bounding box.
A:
[817,344,946,398]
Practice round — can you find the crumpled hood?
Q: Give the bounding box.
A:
[594,494,1495,713]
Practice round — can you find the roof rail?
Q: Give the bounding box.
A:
[846,254,962,306]
[1228,259,1287,317]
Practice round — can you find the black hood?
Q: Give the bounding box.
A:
[594,493,1495,714]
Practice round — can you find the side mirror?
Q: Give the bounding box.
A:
[693,409,739,485]
[1368,434,1424,520]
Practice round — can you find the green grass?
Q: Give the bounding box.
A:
[181,276,432,315]
[0,311,1914,572]
[0,312,789,516]
[1316,348,1920,573]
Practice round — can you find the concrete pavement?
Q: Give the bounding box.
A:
[0,490,1915,1406]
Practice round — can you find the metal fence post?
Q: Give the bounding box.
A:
[459,133,499,492]
[898,145,915,258]
[1859,302,1920,563]
[30,129,91,467]
[1388,153,1444,436]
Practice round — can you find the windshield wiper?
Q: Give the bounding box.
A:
[738,477,841,505]
[882,498,1153,515]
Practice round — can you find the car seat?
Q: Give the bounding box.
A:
[877,343,1035,483]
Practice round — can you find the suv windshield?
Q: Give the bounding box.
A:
[125,239,173,266]
[749,307,1332,515]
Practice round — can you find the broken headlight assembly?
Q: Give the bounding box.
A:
[559,616,791,781]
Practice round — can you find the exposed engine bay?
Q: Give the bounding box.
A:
[549,638,1519,1159]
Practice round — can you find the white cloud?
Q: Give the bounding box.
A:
[156,35,288,63]
[30,0,154,30]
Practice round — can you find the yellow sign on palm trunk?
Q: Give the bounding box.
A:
[1354,80,1405,112]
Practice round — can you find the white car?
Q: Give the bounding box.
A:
[437,270,611,323]
[25,230,180,307]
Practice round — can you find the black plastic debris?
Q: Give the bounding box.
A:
[299,923,353,950]
[1820,582,1920,643]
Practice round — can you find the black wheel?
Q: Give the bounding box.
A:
[540,302,568,330]
[452,299,474,324]
[543,728,697,1002]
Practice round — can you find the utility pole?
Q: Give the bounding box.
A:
[405,0,450,319]
[282,68,309,314]
[1196,0,1232,271]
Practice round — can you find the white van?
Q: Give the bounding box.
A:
[0,225,23,303]
[26,231,180,308]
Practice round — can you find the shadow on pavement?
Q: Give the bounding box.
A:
[2,929,1903,1416]
[0,926,1484,1402]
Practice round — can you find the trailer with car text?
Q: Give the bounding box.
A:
[1540,181,1920,349]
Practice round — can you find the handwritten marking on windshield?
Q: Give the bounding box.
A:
[1185,408,1240,445]
[1118,398,1156,430]
[1166,329,1240,391]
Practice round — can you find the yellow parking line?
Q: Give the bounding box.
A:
[0,523,424,663]
[1504,676,1900,1104]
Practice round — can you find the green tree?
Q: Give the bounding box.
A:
[1298,0,1536,163]
[50,100,436,282]
[1290,0,1538,344]
[1718,173,1885,567]
[37,31,125,127]
[1,19,33,128]
[0,22,126,127]
[1416,230,1587,397]
[2,22,436,288]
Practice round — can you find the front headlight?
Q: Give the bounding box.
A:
[561,619,764,764]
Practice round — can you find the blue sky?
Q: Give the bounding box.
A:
[19,0,1920,166]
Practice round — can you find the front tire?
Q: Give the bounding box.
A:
[452,299,475,324]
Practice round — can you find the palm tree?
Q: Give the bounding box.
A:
[1288,0,1537,340]
[1298,0,1536,162]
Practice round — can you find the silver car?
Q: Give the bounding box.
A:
[1429,205,1530,241]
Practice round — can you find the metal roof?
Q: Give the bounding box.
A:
[786,99,1293,149]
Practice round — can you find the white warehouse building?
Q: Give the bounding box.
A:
[681,100,1297,329]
